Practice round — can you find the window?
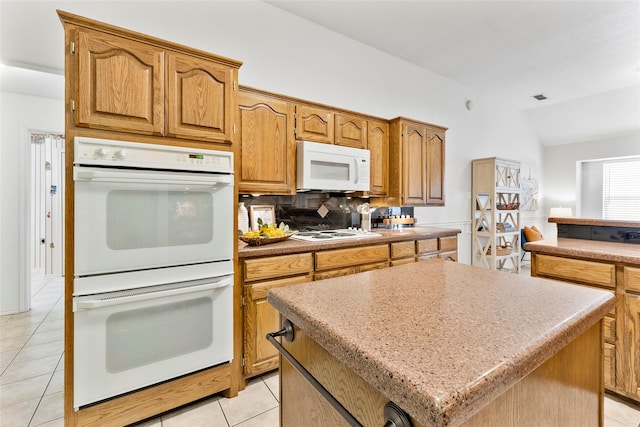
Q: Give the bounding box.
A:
[602,157,640,220]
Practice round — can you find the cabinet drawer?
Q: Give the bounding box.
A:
[623,266,640,293]
[246,275,313,300]
[314,267,357,281]
[604,342,616,389]
[391,257,415,267]
[315,245,389,271]
[417,253,438,261]
[438,250,458,262]
[603,316,615,342]
[244,253,313,282]
[439,236,457,252]
[358,261,389,273]
[391,241,416,259]
[416,238,438,255]
[535,254,615,288]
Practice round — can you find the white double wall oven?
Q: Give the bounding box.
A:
[72,137,234,408]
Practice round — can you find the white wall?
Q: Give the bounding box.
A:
[543,132,640,215]
[541,132,640,238]
[580,160,604,219]
[0,2,546,310]
[0,92,64,314]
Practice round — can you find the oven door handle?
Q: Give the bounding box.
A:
[74,168,233,187]
[74,277,232,310]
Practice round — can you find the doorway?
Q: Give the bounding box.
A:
[28,131,65,294]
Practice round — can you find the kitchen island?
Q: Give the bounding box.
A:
[525,222,640,404]
[268,259,615,426]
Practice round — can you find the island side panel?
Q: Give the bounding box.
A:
[280,320,603,427]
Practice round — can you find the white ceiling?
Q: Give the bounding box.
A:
[1,0,639,146]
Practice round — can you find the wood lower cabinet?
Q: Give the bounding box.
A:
[67,13,240,143]
[531,253,640,403]
[242,253,313,378]
[244,274,312,376]
[619,266,640,399]
[315,245,390,274]
[240,234,458,382]
[238,88,296,194]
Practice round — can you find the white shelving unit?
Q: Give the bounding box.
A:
[472,157,521,272]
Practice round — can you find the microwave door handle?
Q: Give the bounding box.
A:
[74,277,232,310]
[353,158,359,183]
[74,169,232,187]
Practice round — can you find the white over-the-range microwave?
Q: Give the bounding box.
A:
[296,140,371,192]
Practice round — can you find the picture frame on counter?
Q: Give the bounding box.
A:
[249,205,275,230]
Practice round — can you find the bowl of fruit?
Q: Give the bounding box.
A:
[238,220,298,246]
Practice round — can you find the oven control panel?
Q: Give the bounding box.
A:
[74,136,233,174]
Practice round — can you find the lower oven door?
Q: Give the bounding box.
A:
[73,275,233,409]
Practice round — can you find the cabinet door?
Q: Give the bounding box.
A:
[426,127,445,206]
[238,91,296,194]
[76,28,164,135]
[167,52,235,143]
[295,105,333,143]
[402,123,428,205]
[617,293,640,399]
[244,275,312,377]
[334,113,367,148]
[367,120,389,196]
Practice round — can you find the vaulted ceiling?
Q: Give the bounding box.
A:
[2,1,639,146]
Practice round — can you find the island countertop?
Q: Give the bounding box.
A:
[524,237,640,264]
[268,260,615,426]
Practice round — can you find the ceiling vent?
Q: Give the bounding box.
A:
[532,94,547,101]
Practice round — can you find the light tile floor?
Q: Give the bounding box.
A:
[1,272,639,426]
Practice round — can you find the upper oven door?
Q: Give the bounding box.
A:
[74,167,233,276]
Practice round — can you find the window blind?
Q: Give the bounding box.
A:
[603,157,640,220]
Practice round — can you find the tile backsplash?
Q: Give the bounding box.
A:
[239,193,413,230]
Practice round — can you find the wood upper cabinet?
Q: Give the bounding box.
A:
[72,25,239,143]
[238,88,296,194]
[166,52,236,143]
[367,119,389,197]
[295,105,333,143]
[426,126,446,205]
[334,113,367,148]
[379,117,446,206]
[402,122,428,205]
[76,28,165,135]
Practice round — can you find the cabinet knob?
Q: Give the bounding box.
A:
[383,401,412,427]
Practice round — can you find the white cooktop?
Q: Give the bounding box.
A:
[290,228,381,242]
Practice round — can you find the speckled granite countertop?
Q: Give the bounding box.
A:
[549,217,640,228]
[268,260,615,426]
[524,237,640,264]
[238,226,460,259]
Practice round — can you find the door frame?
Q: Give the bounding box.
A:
[19,126,65,312]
